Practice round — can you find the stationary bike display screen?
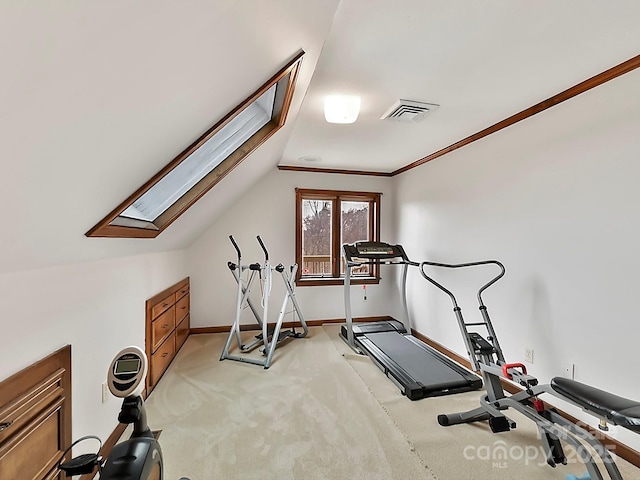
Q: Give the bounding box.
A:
[115,358,141,375]
[108,346,148,398]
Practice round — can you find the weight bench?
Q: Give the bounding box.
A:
[441,374,640,479]
[551,377,640,432]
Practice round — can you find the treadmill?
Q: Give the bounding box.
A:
[340,241,482,400]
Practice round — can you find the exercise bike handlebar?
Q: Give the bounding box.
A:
[419,259,505,308]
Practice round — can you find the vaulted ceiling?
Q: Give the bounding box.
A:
[1,1,639,273]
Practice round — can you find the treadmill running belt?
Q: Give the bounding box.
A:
[360,331,482,399]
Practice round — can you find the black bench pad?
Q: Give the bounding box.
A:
[551,377,640,432]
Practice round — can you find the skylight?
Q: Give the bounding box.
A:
[86,51,303,238]
[119,87,276,223]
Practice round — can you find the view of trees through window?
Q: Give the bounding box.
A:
[341,201,370,275]
[301,198,370,277]
[341,201,370,245]
[301,199,333,276]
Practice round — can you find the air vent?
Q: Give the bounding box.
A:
[380,99,439,122]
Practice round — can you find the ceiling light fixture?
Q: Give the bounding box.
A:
[324,95,361,124]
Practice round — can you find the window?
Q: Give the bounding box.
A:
[295,188,381,286]
[86,51,304,238]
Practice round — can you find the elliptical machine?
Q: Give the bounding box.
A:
[220,235,308,368]
[58,346,189,480]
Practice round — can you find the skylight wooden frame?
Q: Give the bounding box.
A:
[86,51,304,238]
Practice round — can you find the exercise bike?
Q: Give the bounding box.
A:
[58,346,189,480]
[418,259,640,479]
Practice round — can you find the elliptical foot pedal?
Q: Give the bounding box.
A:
[489,416,512,433]
[277,330,292,342]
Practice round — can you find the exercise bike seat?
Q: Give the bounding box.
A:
[551,377,640,431]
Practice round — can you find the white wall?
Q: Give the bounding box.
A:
[393,67,640,448]
[185,169,397,329]
[0,251,188,448]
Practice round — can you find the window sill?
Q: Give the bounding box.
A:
[295,277,380,287]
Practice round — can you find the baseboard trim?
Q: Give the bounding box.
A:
[412,328,640,469]
[189,315,393,335]
[190,326,229,334]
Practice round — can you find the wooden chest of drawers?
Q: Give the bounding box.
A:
[145,277,190,392]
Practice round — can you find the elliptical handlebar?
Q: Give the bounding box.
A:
[256,235,269,262]
[229,235,241,257]
[419,259,505,308]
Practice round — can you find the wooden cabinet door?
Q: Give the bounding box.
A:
[0,346,71,480]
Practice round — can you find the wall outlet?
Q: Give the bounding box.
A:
[524,347,534,363]
[102,382,109,403]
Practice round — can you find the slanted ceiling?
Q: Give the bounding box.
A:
[0,0,340,273]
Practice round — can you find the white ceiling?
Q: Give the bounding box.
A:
[1,0,640,273]
[282,0,640,173]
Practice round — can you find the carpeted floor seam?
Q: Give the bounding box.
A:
[322,324,440,480]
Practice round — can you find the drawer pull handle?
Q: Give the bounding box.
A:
[0,421,13,432]
[162,352,169,358]
[162,324,169,328]
[162,303,169,307]
[181,306,186,310]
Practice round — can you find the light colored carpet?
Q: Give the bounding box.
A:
[145,327,435,480]
[323,324,639,480]
[143,325,639,479]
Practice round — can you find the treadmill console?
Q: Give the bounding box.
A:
[343,241,409,263]
[358,245,394,255]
